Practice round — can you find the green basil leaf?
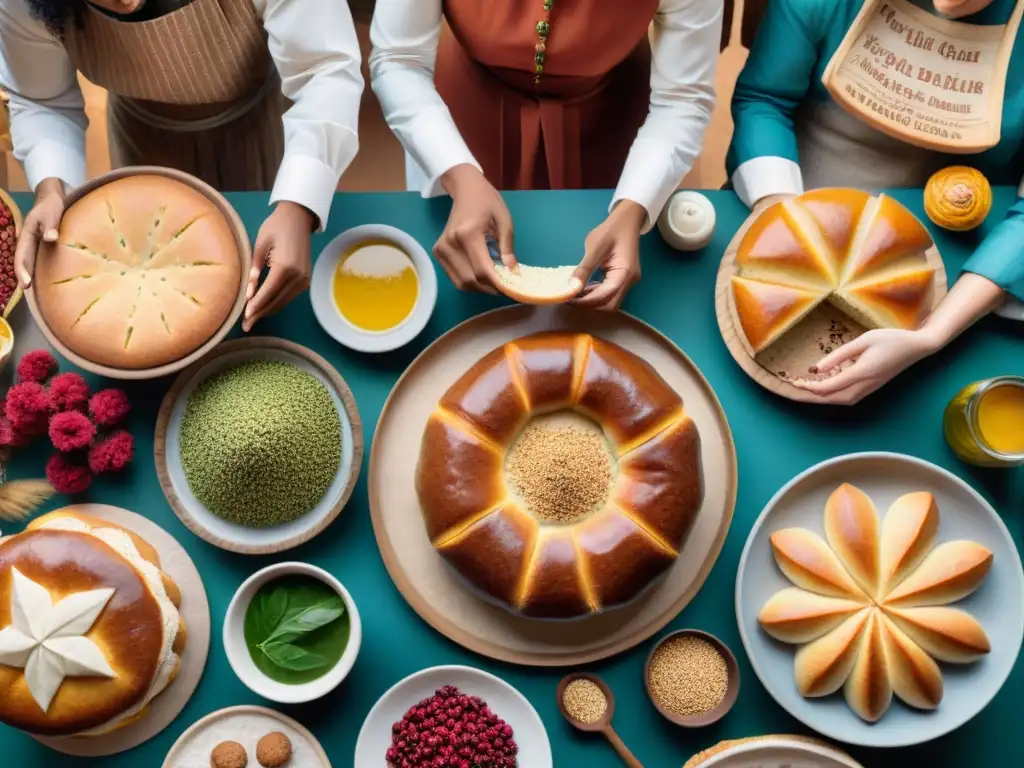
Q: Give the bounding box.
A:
[259,595,345,647]
[262,586,291,631]
[260,641,330,671]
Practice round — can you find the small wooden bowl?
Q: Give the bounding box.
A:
[555,672,616,733]
[644,629,740,727]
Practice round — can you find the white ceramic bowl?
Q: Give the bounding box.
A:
[224,562,362,704]
[354,665,552,767]
[311,224,438,353]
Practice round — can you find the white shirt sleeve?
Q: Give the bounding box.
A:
[257,0,363,231]
[0,0,88,192]
[368,0,480,198]
[731,157,804,209]
[611,0,722,233]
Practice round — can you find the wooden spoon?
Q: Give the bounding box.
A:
[556,673,644,768]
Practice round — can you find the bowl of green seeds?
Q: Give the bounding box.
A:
[155,337,363,554]
[224,561,362,703]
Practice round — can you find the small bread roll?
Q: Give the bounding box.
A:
[885,606,991,663]
[794,609,870,697]
[879,491,939,598]
[880,614,943,710]
[824,483,880,596]
[758,588,864,644]
[843,612,891,722]
[770,528,867,600]
[885,540,993,607]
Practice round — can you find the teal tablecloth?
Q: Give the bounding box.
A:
[3,188,1022,767]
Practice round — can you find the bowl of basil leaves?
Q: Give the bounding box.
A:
[224,562,362,703]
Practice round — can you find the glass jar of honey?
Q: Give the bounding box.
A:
[943,376,1024,467]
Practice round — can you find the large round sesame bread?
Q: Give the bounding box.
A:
[416,332,704,620]
[33,175,242,369]
[0,510,185,736]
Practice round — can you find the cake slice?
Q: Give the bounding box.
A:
[731,276,827,354]
[841,194,934,285]
[832,267,936,330]
[735,202,838,290]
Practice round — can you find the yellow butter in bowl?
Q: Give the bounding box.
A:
[332,241,419,332]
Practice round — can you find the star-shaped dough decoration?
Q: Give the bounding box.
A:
[759,484,993,722]
[0,567,117,713]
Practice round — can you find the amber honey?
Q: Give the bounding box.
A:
[944,377,1024,467]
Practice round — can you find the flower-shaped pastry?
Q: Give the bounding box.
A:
[759,484,993,722]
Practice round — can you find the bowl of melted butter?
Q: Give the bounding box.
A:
[311,225,437,352]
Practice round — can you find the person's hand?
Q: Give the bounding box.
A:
[243,201,314,332]
[435,164,515,294]
[792,328,941,405]
[752,192,795,214]
[570,200,646,311]
[15,178,66,289]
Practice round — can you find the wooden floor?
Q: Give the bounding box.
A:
[3,20,748,194]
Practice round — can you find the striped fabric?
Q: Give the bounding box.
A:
[62,0,284,190]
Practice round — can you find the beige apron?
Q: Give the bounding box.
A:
[62,0,285,190]
[823,0,1024,153]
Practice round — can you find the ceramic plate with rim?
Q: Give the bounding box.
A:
[687,736,864,768]
[994,297,1024,321]
[311,224,438,353]
[162,705,330,767]
[354,665,552,767]
[156,338,362,554]
[735,452,1024,748]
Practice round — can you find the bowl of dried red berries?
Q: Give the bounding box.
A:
[354,665,551,768]
[0,189,23,317]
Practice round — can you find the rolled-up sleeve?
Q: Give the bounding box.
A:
[0,0,87,191]
[611,0,721,233]
[963,194,1024,302]
[369,0,480,198]
[727,0,827,208]
[261,0,363,230]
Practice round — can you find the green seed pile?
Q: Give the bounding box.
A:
[180,360,341,527]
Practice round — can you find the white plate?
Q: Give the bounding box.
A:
[735,452,1024,748]
[354,665,552,768]
[994,297,1024,321]
[161,342,359,553]
[311,224,438,353]
[162,705,330,767]
[693,736,864,768]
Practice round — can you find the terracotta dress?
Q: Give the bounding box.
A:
[62,0,284,190]
[432,0,660,191]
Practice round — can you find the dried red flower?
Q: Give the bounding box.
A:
[4,381,49,435]
[45,453,93,495]
[89,388,132,427]
[48,372,90,413]
[16,350,58,383]
[49,410,97,452]
[88,431,134,474]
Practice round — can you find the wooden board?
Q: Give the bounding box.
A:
[714,204,948,403]
[154,337,363,555]
[369,305,737,666]
[163,705,331,768]
[34,503,211,757]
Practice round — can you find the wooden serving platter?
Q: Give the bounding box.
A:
[714,204,947,403]
[34,504,211,757]
[368,305,737,666]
